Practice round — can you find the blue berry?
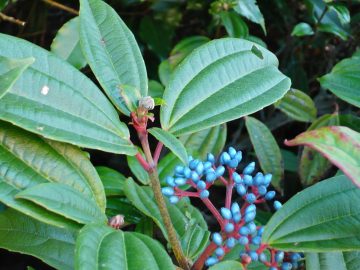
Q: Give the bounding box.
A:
[257,226,264,236]
[228,147,237,158]
[244,211,256,223]
[253,173,264,186]
[281,262,292,270]
[243,162,255,175]
[264,174,272,186]
[245,204,256,213]
[191,171,199,182]
[224,222,234,233]
[220,152,231,165]
[205,257,218,267]
[215,247,225,257]
[247,222,257,234]
[169,196,179,204]
[246,193,256,203]
[291,253,301,261]
[183,167,191,178]
[228,159,239,168]
[195,162,204,175]
[236,184,247,196]
[162,187,174,196]
[200,190,209,198]
[235,151,242,162]
[243,175,253,186]
[275,251,284,262]
[265,191,276,200]
[269,267,277,270]
[258,185,267,195]
[274,200,282,210]
[206,172,217,182]
[233,212,241,223]
[166,176,175,187]
[207,153,215,164]
[226,237,236,248]
[189,159,199,170]
[196,180,206,190]
[248,251,258,261]
[174,177,187,186]
[221,207,232,220]
[238,236,249,245]
[252,236,261,245]
[175,165,184,174]
[239,226,250,236]
[231,202,240,215]
[232,172,242,184]
[212,233,222,246]
[204,161,212,170]
[215,166,225,177]
[259,252,267,262]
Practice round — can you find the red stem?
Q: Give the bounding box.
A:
[135,152,151,171]
[192,242,217,270]
[202,198,224,228]
[153,142,163,165]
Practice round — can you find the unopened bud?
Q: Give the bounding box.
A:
[139,96,155,110]
[108,215,125,229]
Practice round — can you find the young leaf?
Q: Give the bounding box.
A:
[306,251,360,270]
[209,261,244,270]
[148,127,188,165]
[275,89,317,122]
[245,116,284,190]
[0,33,136,155]
[0,121,106,227]
[234,0,266,34]
[75,224,175,270]
[262,175,360,251]
[299,113,339,185]
[50,17,87,69]
[0,209,76,270]
[319,54,360,108]
[0,56,34,98]
[16,183,107,224]
[79,0,148,115]
[160,38,291,136]
[291,22,314,37]
[96,166,127,197]
[286,126,360,187]
[220,11,249,38]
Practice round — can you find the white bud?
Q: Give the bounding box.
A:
[139,96,155,110]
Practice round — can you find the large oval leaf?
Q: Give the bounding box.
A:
[0,209,76,270]
[16,183,107,224]
[245,116,283,190]
[75,224,174,270]
[0,121,106,228]
[306,251,360,270]
[319,53,360,108]
[51,16,87,69]
[96,166,127,197]
[286,126,360,187]
[262,175,360,251]
[0,33,136,155]
[79,0,147,115]
[160,38,291,136]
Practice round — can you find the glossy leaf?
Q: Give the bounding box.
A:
[275,89,317,122]
[291,22,314,36]
[16,183,107,224]
[209,261,244,270]
[124,179,209,259]
[234,0,266,33]
[299,113,339,185]
[0,56,34,98]
[158,59,171,87]
[106,197,143,224]
[79,0,147,114]
[0,209,76,270]
[75,224,174,270]
[161,38,291,136]
[319,54,360,108]
[148,80,164,99]
[286,126,360,187]
[51,17,86,69]
[306,251,360,270]
[262,175,360,251]
[0,33,135,155]
[148,127,188,165]
[340,114,360,133]
[0,0,8,11]
[96,166,127,197]
[0,121,106,228]
[329,3,350,25]
[245,116,283,190]
[220,11,249,38]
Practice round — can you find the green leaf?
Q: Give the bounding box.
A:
[281,149,298,173]
[158,59,172,87]
[79,0,148,115]
[319,54,360,108]
[119,84,141,113]
[106,197,143,224]
[148,127,188,165]
[160,38,291,136]
[124,179,209,259]
[148,80,164,99]
[291,22,314,36]
[127,150,150,185]
[245,116,284,190]
[0,0,9,11]
[75,224,175,270]
[135,217,154,237]
[286,126,360,187]
[16,183,107,224]
[0,56,34,99]
[0,121,106,228]
[299,113,339,185]
[0,33,136,155]
[220,11,249,38]
[306,251,360,270]
[209,261,244,270]
[275,89,317,122]
[0,209,76,270]
[262,175,360,251]
[340,114,360,133]
[234,0,266,34]
[328,3,351,25]
[51,17,87,69]
[96,166,127,197]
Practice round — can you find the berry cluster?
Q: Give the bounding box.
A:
[162,147,302,270]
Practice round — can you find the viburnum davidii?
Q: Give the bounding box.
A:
[162,147,302,270]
